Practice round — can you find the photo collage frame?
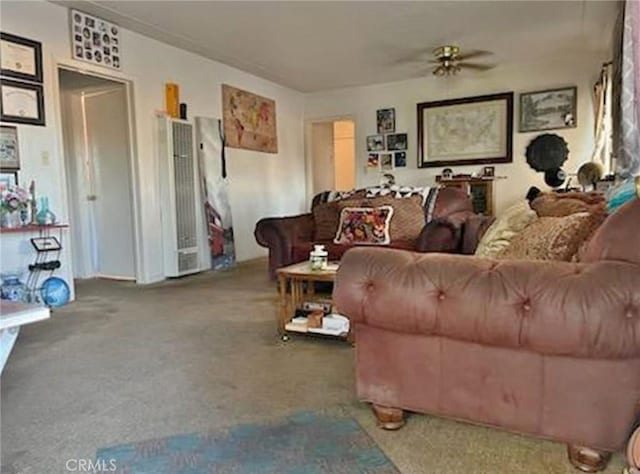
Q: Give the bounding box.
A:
[367,108,407,171]
[70,9,121,70]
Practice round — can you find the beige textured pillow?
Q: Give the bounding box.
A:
[497,212,604,261]
[313,201,341,241]
[475,201,536,258]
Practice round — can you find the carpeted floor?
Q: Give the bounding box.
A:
[1,259,626,473]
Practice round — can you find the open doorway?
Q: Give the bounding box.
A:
[309,119,356,196]
[58,68,137,281]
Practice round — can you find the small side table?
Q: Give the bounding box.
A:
[276,262,350,342]
[0,301,50,374]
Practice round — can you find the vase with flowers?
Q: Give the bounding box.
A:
[0,185,31,228]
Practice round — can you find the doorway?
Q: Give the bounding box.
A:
[309,119,356,196]
[58,68,136,280]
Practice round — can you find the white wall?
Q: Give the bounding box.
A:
[304,56,605,215]
[1,0,306,285]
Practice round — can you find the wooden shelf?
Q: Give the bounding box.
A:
[0,224,69,234]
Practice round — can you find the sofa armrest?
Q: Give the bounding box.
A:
[415,218,462,253]
[460,214,495,255]
[255,213,314,277]
[334,247,640,359]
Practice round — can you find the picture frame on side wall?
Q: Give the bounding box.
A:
[376,108,395,134]
[367,134,385,152]
[0,32,43,83]
[0,125,20,170]
[0,170,18,189]
[417,92,513,168]
[0,78,45,126]
[519,86,577,132]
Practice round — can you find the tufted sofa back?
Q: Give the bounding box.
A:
[583,197,640,264]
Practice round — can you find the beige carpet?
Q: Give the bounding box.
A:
[1,259,626,473]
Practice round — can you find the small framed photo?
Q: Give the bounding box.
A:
[31,236,62,252]
[387,133,408,151]
[367,153,379,168]
[0,78,45,126]
[0,170,17,189]
[0,32,43,83]
[376,108,395,134]
[367,134,385,152]
[482,166,495,177]
[394,151,407,168]
[379,152,393,171]
[0,125,20,170]
[519,86,577,132]
[70,9,122,70]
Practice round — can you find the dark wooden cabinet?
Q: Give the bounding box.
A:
[436,176,496,216]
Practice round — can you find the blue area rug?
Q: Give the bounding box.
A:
[96,411,399,473]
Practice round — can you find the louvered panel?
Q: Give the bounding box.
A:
[172,122,197,251]
[178,251,198,273]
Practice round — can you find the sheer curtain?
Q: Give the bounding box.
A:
[615,0,640,176]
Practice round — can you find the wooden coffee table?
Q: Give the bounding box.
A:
[276,261,348,342]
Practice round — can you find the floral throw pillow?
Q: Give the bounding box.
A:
[334,206,394,245]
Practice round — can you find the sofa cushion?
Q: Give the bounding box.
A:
[531,192,605,217]
[334,206,394,245]
[497,212,605,262]
[475,200,536,258]
[312,201,341,241]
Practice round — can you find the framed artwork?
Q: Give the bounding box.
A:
[387,133,407,151]
[482,165,495,177]
[70,9,121,70]
[367,153,379,168]
[366,134,385,151]
[222,84,277,153]
[376,108,395,134]
[0,125,20,170]
[519,86,577,132]
[31,236,62,252]
[394,151,407,167]
[0,32,43,83]
[417,92,513,168]
[379,153,393,171]
[0,170,17,188]
[0,78,45,126]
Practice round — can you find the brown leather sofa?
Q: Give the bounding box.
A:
[255,187,479,279]
[334,197,640,472]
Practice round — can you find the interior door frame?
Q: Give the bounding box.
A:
[304,114,356,208]
[53,62,143,283]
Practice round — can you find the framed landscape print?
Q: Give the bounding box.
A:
[376,108,395,134]
[0,125,20,169]
[0,32,43,83]
[0,78,45,126]
[417,92,513,168]
[519,86,577,132]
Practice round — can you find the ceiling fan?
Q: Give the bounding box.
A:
[429,45,494,76]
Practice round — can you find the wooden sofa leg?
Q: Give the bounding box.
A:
[567,445,612,472]
[372,404,405,430]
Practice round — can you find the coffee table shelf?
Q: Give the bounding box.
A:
[275,262,350,342]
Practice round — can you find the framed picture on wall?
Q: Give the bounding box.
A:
[0,125,20,170]
[367,134,385,151]
[376,108,395,134]
[70,9,122,70]
[417,92,513,168]
[0,170,18,188]
[387,133,407,151]
[0,32,43,83]
[379,153,393,171]
[519,86,577,132]
[367,153,379,168]
[0,78,45,126]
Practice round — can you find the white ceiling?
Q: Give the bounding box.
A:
[52,1,618,92]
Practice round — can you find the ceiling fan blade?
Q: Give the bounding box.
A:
[458,62,495,71]
[456,50,492,61]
